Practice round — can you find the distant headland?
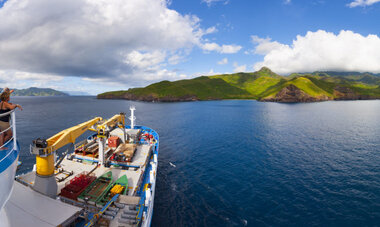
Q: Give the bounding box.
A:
[11,87,68,96]
[97,67,380,103]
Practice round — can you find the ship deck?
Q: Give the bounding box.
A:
[17,143,152,196]
[15,142,153,226]
[3,181,82,227]
[2,107,159,227]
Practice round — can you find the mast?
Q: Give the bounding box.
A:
[129,106,136,129]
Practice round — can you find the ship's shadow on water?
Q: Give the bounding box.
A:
[13,97,380,227]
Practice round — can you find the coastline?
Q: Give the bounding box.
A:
[96,95,380,103]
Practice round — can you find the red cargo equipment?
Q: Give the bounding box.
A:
[60,171,96,200]
[108,136,120,148]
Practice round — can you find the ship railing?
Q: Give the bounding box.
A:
[0,109,17,151]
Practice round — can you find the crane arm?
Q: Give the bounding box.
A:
[31,114,126,197]
[46,117,103,153]
[97,113,125,131]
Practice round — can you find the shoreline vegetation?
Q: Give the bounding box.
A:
[97,67,380,103]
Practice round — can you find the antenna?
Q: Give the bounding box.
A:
[129,106,136,129]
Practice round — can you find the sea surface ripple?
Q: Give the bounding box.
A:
[13,97,380,226]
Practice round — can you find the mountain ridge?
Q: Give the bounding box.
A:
[10,87,69,96]
[97,67,380,102]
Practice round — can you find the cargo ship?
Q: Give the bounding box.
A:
[0,107,159,227]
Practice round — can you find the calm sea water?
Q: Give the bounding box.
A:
[12,96,380,226]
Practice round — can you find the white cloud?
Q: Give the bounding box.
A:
[253,30,380,74]
[204,26,218,34]
[221,44,242,54]
[284,0,291,4]
[201,42,242,54]
[202,0,230,7]
[218,58,228,65]
[81,67,190,90]
[348,0,380,7]
[168,54,185,65]
[124,51,166,69]
[192,68,222,77]
[0,0,221,88]
[233,62,246,72]
[251,36,287,55]
[0,70,64,89]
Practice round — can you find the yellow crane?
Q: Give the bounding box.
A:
[35,117,102,176]
[31,113,125,197]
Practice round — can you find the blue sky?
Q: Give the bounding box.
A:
[169,0,380,75]
[0,0,380,94]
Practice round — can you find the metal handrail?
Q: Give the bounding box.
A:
[0,137,13,150]
[0,108,15,117]
[0,110,17,150]
[0,138,15,163]
[0,124,12,135]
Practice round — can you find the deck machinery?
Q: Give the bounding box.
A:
[4,107,159,227]
[30,114,125,198]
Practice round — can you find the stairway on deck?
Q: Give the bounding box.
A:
[99,195,141,227]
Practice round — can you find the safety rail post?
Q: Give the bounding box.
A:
[11,111,16,149]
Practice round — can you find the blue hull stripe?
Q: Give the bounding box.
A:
[0,143,19,174]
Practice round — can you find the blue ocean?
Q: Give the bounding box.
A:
[13,96,380,226]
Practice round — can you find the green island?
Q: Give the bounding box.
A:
[97,67,380,103]
[11,87,68,96]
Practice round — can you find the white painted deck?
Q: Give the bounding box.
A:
[17,144,152,196]
[2,181,82,227]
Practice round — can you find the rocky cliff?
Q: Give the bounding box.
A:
[261,85,331,102]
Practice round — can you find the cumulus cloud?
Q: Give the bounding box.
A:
[348,0,380,7]
[218,58,228,65]
[233,62,246,72]
[0,0,226,87]
[252,30,380,74]
[251,36,287,55]
[201,42,242,54]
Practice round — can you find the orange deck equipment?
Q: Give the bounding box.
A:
[108,136,120,148]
